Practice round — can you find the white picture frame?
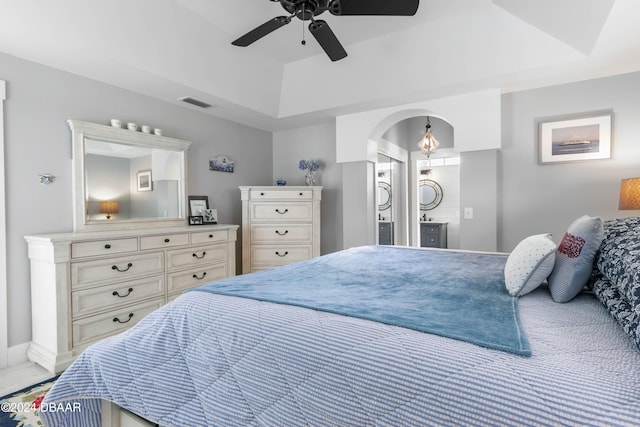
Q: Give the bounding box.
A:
[538,112,613,164]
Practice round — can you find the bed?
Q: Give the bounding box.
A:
[40,217,640,427]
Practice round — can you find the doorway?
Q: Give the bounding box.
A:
[411,150,460,249]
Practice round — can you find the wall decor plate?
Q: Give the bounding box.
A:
[209,155,234,172]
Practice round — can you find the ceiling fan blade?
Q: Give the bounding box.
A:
[329,0,419,16]
[232,16,291,47]
[309,20,347,62]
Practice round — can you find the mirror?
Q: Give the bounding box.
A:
[69,120,191,232]
[419,179,443,210]
[378,181,392,211]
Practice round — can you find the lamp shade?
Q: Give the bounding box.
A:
[619,178,640,210]
[100,200,119,214]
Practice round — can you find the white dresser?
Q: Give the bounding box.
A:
[240,186,321,273]
[24,224,238,373]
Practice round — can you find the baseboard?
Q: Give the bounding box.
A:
[7,342,29,366]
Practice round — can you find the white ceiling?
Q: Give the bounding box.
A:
[1,0,639,131]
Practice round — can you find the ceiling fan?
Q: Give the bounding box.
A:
[232,0,420,61]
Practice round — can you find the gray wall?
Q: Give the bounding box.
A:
[461,150,498,250]
[272,123,343,255]
[499,71,640,251]
[85,154,131,219]
[2,51,272,347]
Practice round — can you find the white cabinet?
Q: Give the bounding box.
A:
[240,186,321,273]
[25,224,238,373]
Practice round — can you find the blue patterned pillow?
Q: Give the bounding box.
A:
[591,271,640,351]
[548,215,604,303]
[596,217,640,306]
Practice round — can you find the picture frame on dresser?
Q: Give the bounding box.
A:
[189,216,204,225]
[203,208,218,224]
[188,196,209,217]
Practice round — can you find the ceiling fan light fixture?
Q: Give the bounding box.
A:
[231,0,419,61]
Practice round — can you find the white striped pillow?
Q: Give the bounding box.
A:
[548,215,604,303]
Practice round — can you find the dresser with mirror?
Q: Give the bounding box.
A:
[25,120,238,373]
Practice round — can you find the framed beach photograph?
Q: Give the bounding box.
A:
[538,112,613,164]
[137,170,152,191]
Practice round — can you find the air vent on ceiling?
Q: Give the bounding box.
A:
[177,96,214,109]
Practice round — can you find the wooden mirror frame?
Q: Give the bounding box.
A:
[69,119,191,232]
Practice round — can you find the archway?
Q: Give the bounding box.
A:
[371,112,459,248]
[336,89,501,251]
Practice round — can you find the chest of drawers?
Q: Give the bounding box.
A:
[25,224,238,373]
[240,186,322,273]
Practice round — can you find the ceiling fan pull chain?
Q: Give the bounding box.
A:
[301,2,307,45]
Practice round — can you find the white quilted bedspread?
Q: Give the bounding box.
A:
[42,286,640,426]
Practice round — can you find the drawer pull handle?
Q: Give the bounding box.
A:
[208,234,214,238]
[193,272,207,280]
[112,288,133,298]
[275,208,289,214]
[113,313,134,324]
[260,192,265,196]
[275,251,289,257]
[164,238,170,243]
[104,244,111,249]
[299,192,303,196]
[275,230,289,236]
[192,251,207,259]
[112,263,133,272]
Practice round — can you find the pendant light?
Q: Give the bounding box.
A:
[417,116,439,157]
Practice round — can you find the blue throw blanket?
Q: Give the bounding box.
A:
[191,246,530,356]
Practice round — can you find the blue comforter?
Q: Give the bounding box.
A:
[190,245,530,356]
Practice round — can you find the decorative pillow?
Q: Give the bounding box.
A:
[595,217,640,306]
[504,234,557,297]
[591,271,640,351]
[548,215,604,303]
